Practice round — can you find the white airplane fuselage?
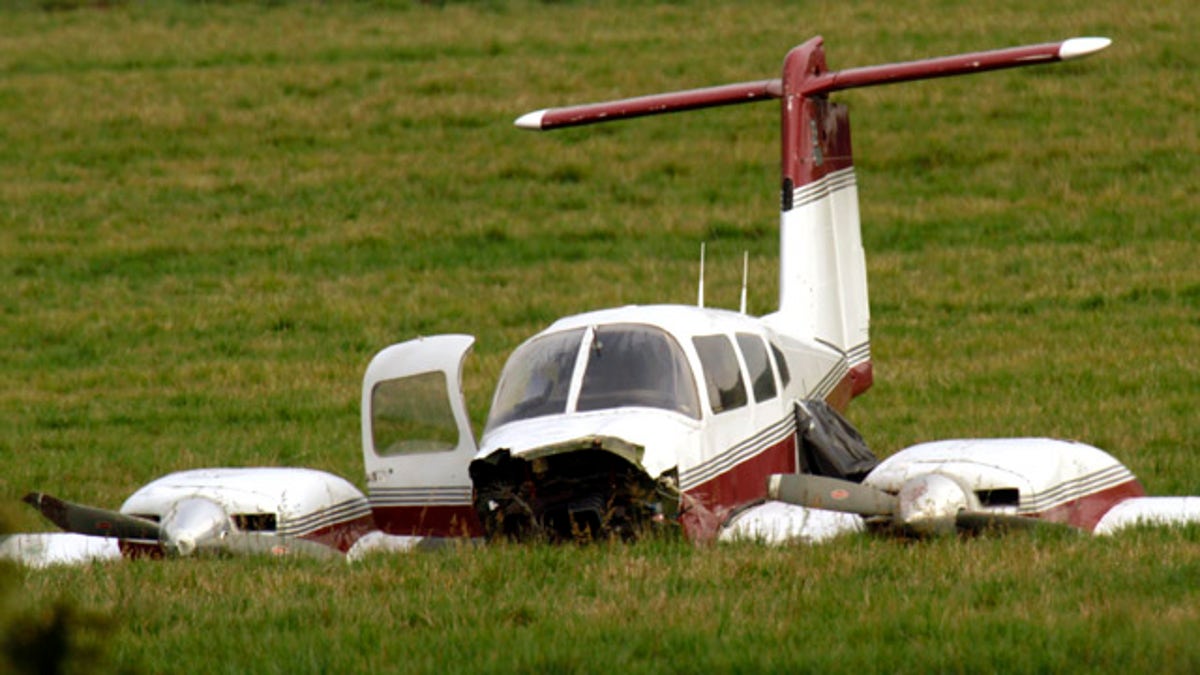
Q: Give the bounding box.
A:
[362,304,859,541]
[469,304,851,540]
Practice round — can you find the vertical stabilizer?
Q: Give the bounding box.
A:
[515,36,1110,405]
[768,37,871,398]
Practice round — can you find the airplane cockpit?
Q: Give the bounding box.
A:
[484,323,702,431]
[481,304,806,439]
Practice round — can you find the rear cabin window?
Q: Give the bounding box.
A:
[736,333,777,402]
[692,335,748,414]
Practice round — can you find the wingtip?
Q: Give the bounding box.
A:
[514,109,547,130]
[1058,37,1112,61]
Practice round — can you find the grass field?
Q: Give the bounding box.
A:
[1,1,1197,672]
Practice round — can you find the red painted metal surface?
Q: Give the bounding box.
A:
[849,361,874,398]
[531,79,778,130]
[301,513,378,553]
[1036,479,1146,532]
[802,42,1067,96]
[779,38,857,191]
[680,433,798,542]
[372,504,483,538]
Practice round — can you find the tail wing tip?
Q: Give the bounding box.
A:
[514,109,547,130]
[1058,37,1112,61]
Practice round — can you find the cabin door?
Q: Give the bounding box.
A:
[360,335,481,536]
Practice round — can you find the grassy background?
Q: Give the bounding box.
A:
[1,0,1196,672]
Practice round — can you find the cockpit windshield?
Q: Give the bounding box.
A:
[486,328,585,430]
[485,324,701,431]
[577,325,699,418]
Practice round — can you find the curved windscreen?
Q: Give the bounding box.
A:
[577,325,700,419]
[485,324,702,430]
[486,328,585,430]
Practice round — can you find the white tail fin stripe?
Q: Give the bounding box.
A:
[846,341,871,366]
[810,359,850,400]
[789,167,857,211]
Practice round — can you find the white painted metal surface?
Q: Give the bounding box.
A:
[1093,497,1200,534]
[121,467,371,537]
[865,438,1136,516]
[771,167,869,368]
[0,533,122,568]
[359,335,477,501]
[720,501,864,544]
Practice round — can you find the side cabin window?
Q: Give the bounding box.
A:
[736,333,777,403]
[487,328,585,429]
[577,324,700,419]
[692,334,748,414]
[770,341,791,388]
[372,371,460,456]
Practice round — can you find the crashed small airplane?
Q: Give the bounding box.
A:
[362,35,1200,544]
[6,36,1199,566]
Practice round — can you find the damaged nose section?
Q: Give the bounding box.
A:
[469,436,677,542]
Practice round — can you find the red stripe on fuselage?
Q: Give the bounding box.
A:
[1033,479,1145,532]
[680,433,798,542]
[372,504,482,538]
[299,513,378,553]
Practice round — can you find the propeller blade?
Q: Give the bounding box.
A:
[768,474,898,517]
[23,492,162,542]
[197,532,342,560]
[955,511,1071,533]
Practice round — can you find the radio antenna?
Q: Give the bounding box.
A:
[739,251,749,314]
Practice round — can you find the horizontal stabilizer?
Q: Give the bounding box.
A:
[23,492,162,542]
[515,38,1110,130]
[515,80,777,130]
[800,38,1111,96]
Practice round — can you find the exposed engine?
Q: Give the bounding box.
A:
[469,447,677,542]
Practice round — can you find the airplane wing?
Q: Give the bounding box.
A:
[0,533,122,568]
[19,490,347,562]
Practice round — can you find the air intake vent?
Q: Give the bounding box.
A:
[975,489,1019,507]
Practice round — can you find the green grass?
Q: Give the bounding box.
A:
[1,0,1197,672]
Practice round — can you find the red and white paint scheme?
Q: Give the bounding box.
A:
[359,35,1196,544]
[9,36,1200,564]
[769,438,1200,537]
[117,468,378,556]
[6,468,422,566]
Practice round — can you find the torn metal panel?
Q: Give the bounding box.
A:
[470,442,678,542]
